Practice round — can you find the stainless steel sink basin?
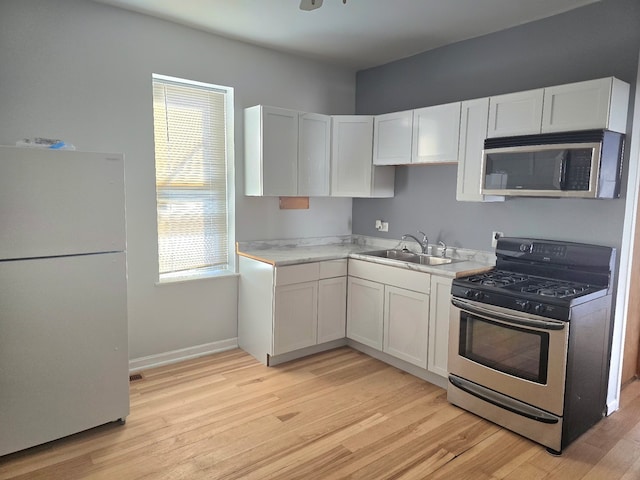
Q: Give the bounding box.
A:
[360,249,457,266]
[363,249,419,261]
[419,256,455,265]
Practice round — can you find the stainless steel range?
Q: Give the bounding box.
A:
[447,237,615,454]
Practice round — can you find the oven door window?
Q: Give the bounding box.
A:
[459,313,549,384]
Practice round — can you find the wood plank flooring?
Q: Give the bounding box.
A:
[1,347,640,479]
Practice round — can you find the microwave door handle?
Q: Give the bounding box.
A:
[451,298,566,331]
[559,151,568,190]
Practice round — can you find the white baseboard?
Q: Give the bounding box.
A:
[267,339,347,366]
[129,338,238,373]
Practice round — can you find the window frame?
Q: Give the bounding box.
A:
[152,73,236,284]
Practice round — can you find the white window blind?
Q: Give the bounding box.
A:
[152,75,231,279]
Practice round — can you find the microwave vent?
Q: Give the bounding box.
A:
[484,129,610,149]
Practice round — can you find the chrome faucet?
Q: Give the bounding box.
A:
[438,241,448,258]
[401,231,429,254]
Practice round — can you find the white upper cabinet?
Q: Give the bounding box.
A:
[245,105,298,196]
[373,110,413,166]
[541,77,630,134]
[244,106,330,197]
[487,89,544,138]
[373,102,461,166]
[487,78,629,139]
[412,102,462,164]
[298,112,331,196]
[331,115,395,197]
[456,98,504,203]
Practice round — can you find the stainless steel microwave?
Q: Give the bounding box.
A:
[480,130,625,198]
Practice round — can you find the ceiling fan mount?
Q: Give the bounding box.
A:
[299,0,347,12]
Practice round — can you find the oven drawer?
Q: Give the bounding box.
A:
[448,374,562,452]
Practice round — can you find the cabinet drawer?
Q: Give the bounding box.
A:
[319,259,348,279]
[275,262,320,286]
[348,259,430,294]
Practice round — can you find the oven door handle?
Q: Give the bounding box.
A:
[451,298,566,331]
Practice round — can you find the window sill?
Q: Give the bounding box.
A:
[156,268,239,286]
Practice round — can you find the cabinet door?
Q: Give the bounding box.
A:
[373,110,413,165]
[346,276,384,350]
[383,286,429,368]
[274,281,318,355]
[456,98,504,203]
[244,105,298,196]
[428,275,453,378]
[298,112,331,196]
[541,77,626,133]
[317,276,347,343]
[261,106,299,196]
[411,102,461,163]
[331,116,374,197]
[487,89,544,138]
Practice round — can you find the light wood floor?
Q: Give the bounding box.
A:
[1,347,640,479]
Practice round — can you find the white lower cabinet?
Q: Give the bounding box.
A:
[238,257,347,364]
[318,276,348,343]
[347,259,431,368]
[240,255,454,379]
[383,286,430,368]
[274,281,318,355]
[428,275,453,378]
[346,276,385,350]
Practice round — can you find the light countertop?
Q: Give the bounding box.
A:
[237,235,494,279]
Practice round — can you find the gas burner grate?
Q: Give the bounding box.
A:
[520,282,589,298]
[466,271,528,287]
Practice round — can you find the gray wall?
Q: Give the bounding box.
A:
[0,0,356,360]
[353,0,640,254]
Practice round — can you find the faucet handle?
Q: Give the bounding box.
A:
[417,231,429,255]
[438,241,448,258]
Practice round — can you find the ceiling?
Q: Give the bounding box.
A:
[93,0,599,70]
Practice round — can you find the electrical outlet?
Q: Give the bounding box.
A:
[375,220,389,232]
[491,231,504,248]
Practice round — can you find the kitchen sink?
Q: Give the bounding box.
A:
[359,249,458,266]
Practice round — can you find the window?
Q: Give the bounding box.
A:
[152,74,234,281]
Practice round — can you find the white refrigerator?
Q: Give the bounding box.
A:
[0,146,129,456]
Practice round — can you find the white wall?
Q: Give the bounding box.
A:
[0,0,356,360]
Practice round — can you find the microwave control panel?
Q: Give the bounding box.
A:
[564,149,592,191]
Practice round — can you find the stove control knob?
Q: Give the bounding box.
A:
[533,304,546,314]
[464,289,475,299]
[473,291,485,301]
[519,243,533,253]
[516,300,531,311]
